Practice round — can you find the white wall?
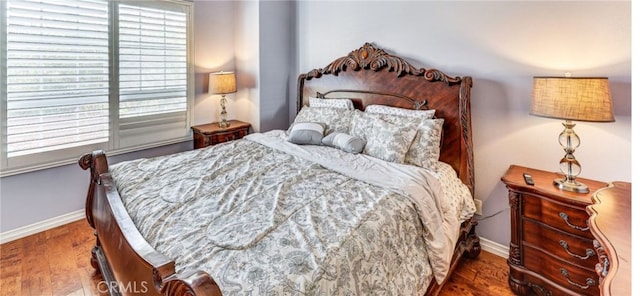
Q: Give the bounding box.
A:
[193,0,236,125]
[295,1,631,246]
[234,0,294,132]
[234,0,261,130]
[258,0,294,131]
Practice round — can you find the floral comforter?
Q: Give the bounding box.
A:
[110,130,475,296]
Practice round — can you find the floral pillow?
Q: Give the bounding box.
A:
[355,112,444,170]
[291,106,353,134]
[405,118,444,170]
[365,104,435,119]
[309,97,355,110]
[350,111,418,163]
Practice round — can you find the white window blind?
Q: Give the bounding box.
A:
[118,3,187,118]
[116,1,190,148]
[5,0,110,158]
[1,0,193,176]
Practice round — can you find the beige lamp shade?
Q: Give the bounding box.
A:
[209,72,237,94]
[530,77,615,122]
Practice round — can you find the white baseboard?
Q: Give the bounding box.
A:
[0,210,85,244]
[479,236,509,258]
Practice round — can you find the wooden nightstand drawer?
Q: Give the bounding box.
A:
[523,245,599,295]
[522,194,591,237]
[191,120,251,149]
[212,129,247,144]
[522,219,597,268]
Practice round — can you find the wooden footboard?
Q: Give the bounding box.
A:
[79,151,222,296]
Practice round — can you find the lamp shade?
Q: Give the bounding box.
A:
[530,77,615,122]
[209,72,237,94]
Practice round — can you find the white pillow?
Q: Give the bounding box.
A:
[288,122,326,145]
[309,97,355,110]
[365,104,435,119]
[350,111,418,163]
[322,132,365,154]
[292,106,353,134]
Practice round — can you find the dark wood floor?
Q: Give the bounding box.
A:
[1,220,514,295]
[440,246,514,296]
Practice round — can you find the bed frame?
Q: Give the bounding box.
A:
[79,42,480,296]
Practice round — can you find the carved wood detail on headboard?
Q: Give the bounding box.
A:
[301,42,461,85]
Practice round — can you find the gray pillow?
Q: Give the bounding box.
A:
[322,132,365,154]
[287,122,325,145]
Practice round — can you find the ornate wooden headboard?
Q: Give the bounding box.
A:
[297,43,475,195]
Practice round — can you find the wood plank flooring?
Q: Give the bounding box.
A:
[0,220,107,296]
[1,220,514,295]
[440,247,513,296]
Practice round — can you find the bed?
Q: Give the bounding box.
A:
[79,42,480,296]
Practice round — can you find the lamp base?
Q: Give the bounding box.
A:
[218,94,229,128]
[553,178,589,193]
[218,120,230,128]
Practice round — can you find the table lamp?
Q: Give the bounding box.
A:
[209,71,237,128]
[530,76,615,193]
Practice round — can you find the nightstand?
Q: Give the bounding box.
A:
[191,120,251,149]
[502,165,608,296]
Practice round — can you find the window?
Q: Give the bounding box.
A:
[0,0,194,176]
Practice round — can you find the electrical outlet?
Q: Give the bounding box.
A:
[474,199,483,215]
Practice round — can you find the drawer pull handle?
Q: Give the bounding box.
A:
[560,268,595,290]
[596,257,610,277]
[559,240,595,260]
[602,257,609,276]
[559,212,589,231]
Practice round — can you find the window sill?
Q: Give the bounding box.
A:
[0,136,192,178]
